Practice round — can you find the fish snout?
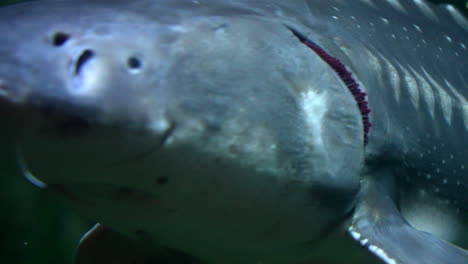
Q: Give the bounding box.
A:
[0,66,174,189]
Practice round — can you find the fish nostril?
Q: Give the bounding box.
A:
[74,49,95,75]
[127,56,143,73]
[52,32,71,47]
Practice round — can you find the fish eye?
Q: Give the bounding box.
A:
[52,32,71,47]
[127,56,143,73]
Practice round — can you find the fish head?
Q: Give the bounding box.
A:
[0,1,177,189]
[0,0,365,258]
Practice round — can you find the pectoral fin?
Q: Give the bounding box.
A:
[75,224,202,264]
[75,224,152,264]
[349,175,468,264]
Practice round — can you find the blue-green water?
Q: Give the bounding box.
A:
[0,0,467,263]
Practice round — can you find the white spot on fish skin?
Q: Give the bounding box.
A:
[445,4,468,32]
[386,0,407,13]
[413,24,423,33]
[380,17,390,25]
[391,34,396,39]
[332,16,339,20]
[403,27,408,32]
[461,43,467,50]
[413,0,440,22]
[443,179,448,184]
[332,6,340,12]
[445,35,453,43]
[426,174,432,180]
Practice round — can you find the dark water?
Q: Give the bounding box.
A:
[0,0,467,263]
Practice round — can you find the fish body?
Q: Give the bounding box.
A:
[0,0,467,263]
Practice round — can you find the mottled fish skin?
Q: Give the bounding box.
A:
[307,0,468,245]
[0,0,467,264]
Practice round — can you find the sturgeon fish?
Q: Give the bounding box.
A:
[0,0,467,263]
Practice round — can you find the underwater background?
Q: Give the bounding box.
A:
[0,0,467,263]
